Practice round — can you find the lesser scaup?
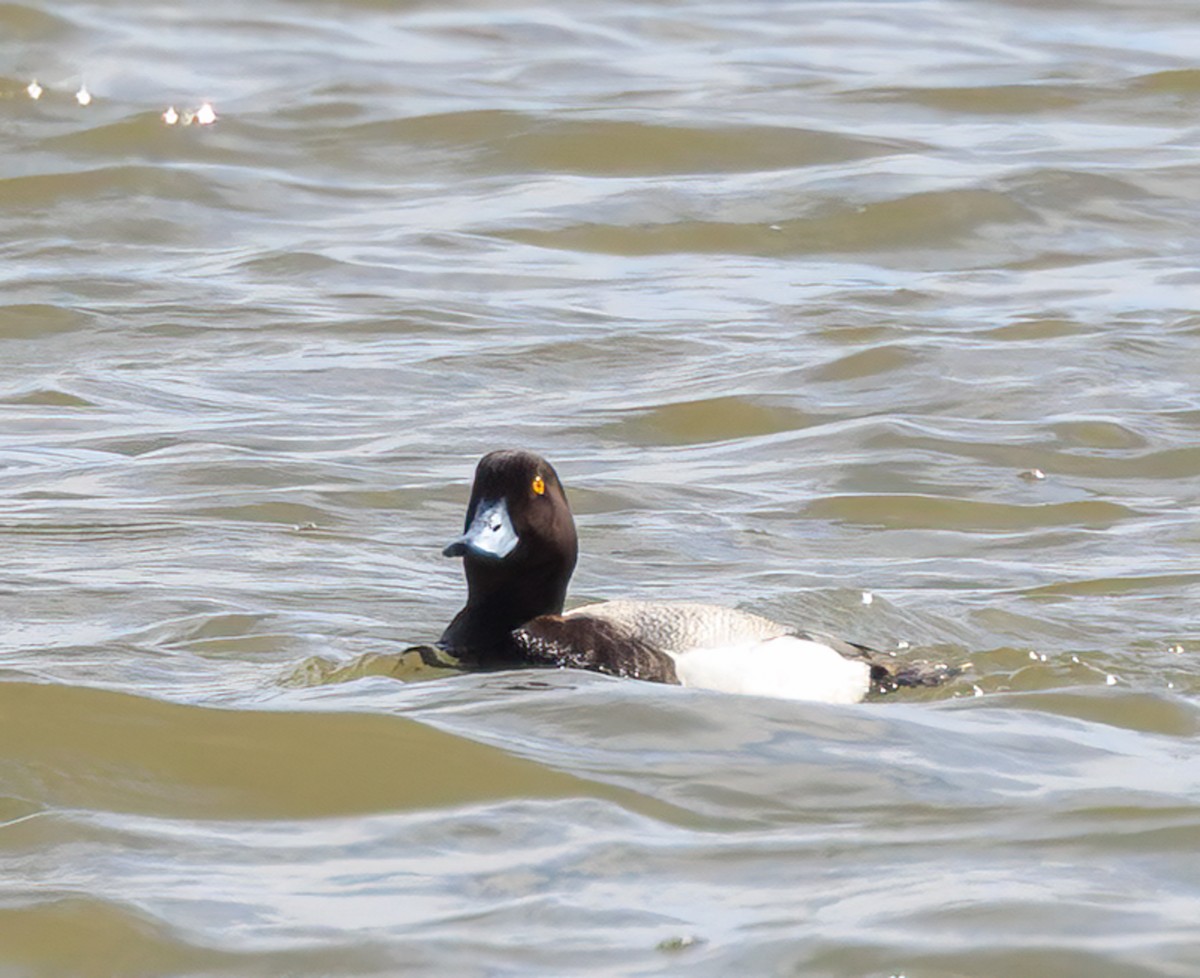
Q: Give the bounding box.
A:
[428,449,955,703]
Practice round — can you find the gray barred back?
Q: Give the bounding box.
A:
[566,600,789,652]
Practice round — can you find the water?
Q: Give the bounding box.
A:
[2,0,1200,974]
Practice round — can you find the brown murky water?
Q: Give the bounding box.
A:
[2,0,1199,975]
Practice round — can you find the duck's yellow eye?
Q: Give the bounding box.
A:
[532,475,545,496]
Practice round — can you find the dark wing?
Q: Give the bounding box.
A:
[511,614,679,684]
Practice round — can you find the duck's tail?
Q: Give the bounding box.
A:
[793,630,962,695]
[869,659,961,693]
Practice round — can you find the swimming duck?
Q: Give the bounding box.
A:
[427,449,954,703]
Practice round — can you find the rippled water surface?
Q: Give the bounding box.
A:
[3,0,1200,975]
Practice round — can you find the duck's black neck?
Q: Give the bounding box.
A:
[439,556,571,664]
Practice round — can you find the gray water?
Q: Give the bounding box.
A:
[2,0,1199,975]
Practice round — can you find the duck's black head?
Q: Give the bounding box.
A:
[439,450,578,659]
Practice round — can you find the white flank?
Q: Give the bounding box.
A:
[671,636,871,704]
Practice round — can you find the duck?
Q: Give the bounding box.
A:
[423,449,955,703]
